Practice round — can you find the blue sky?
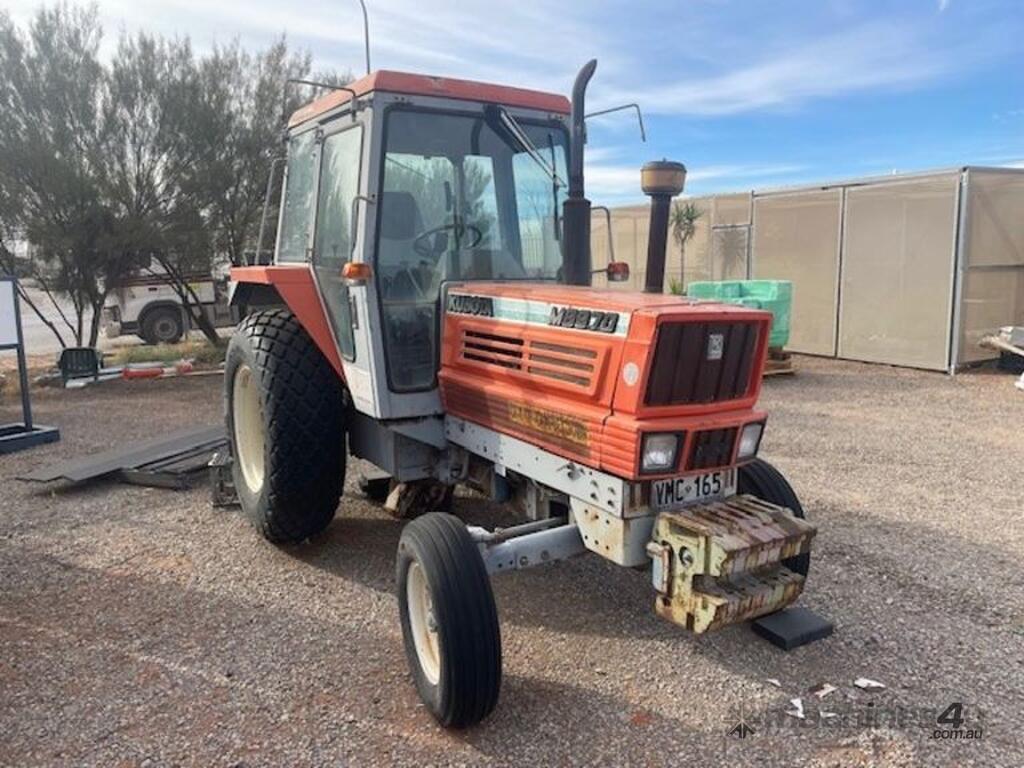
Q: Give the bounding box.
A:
[9,0,1023,204]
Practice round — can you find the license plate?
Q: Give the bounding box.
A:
[651,468,736,510]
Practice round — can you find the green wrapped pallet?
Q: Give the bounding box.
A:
[686,280,793,349]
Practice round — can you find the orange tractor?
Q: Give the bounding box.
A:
[227,62,816,727]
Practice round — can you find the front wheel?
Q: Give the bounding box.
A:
[738,458,810,576]
[397,513,501,728]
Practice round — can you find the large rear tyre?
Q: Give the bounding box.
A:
[738,458,810,576]
[225,309,346,544]
[397,513,501,728]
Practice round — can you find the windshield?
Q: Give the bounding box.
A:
[375,107,570,392]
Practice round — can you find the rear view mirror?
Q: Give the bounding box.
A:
[606,262,630,282]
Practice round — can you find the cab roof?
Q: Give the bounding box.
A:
[288,70,571,128]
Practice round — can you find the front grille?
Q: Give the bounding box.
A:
[460,331,596,388]
[687,427,738,470]
[645,321,759,406]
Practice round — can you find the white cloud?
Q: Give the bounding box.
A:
[604,21,953,116]
[583,160,808,200]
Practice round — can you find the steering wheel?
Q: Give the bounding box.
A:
[412,221,484,259]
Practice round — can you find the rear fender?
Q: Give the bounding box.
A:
[231,265,344,377]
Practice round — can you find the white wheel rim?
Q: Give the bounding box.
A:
[232,364,266,494]
[406,561,441,685]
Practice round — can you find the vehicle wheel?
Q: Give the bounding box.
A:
[140,306,184,345]
[225,309,346,544]
[737,458,810,576]
[397,513,501,728]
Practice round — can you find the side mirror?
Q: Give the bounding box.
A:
[606,262,630,282]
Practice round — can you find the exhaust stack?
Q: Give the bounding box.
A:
[641,160,687,293]
[562,59,598,287]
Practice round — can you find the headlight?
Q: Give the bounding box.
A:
[738,422,764,459]
[641,433,681,473]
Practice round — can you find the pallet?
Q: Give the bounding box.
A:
[763,348,795,378]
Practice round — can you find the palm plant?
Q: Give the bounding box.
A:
[669,200,703,293]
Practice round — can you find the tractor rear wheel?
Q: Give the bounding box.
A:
[397,513,501,728]
[737,458,810,576]
[225,309,346,543]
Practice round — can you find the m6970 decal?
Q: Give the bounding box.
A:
[548,305,619,334]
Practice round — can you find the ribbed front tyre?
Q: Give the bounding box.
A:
[225,309,347,544]
[397,513,501,728]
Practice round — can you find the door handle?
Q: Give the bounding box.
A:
[348,293,359,330]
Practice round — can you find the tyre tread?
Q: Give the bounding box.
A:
[399,513,501,728]
[228,309,345,543]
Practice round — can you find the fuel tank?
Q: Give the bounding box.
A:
[438,282,772,481]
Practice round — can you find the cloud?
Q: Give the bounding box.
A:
[938,0,951,11]
[604,21,955,116]
[583,161,808,200]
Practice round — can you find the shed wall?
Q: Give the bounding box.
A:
[752,189,842,356]
[957,169,1024,364]
[838,175,960,370]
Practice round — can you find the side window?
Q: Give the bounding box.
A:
[312,125,363,361]
[314,128,363,267]
[277,130,318,262]
[513,146,566,277]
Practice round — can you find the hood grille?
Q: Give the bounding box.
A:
[461,330,596,388]
[645,321,759,406]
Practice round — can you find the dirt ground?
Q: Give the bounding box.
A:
[1,357,1022,767]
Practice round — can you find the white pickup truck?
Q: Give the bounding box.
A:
[102,261,236,345]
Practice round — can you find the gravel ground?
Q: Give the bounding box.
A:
[1,357,1022,767]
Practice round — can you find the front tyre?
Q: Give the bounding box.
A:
[225,309,346,543]
[738,458,810,576]
[397,513,501,728]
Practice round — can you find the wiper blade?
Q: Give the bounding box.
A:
[493,106,566,188]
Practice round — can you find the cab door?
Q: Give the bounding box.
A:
[308,117,381,415]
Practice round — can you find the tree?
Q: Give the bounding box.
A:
[0,6,130,347]
[0,8,349,349]
[98,31,226,344]
[670,200,703,293]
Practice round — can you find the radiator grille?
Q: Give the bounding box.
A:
[460,332,596,388]
[462,329,523,370]
[645,321,758,406]
[687,427,738,470]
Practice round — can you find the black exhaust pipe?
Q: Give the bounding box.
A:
[640,160,687,293]
[562,59,598,287]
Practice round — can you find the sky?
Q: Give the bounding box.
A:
[7,0,1023,205]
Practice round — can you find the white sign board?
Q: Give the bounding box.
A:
[0,279,19,347]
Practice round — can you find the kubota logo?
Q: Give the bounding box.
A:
[447,294,493,317]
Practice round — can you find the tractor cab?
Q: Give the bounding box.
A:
[253,71,576,420]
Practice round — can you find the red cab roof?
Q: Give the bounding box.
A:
[288,70,571,128]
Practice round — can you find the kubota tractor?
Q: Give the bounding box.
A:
[227,61,816,728]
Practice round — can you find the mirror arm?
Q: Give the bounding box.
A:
[591,205,615,265]
[585,103,646,142]
[283,79,363,126]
